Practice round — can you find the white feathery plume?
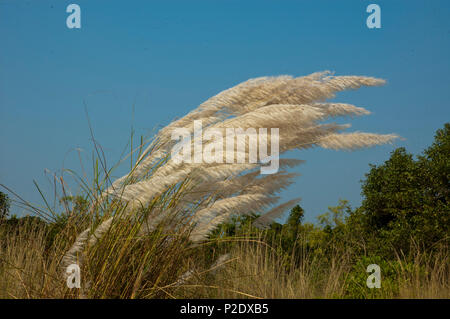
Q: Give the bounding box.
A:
[105,72,384,191]
[317,132,398,150]
[62,217,114,271]
[64,72,398,265]
[188,194,279,243]
[62,228,90,270]
[253,197,302,229]
[311,103,371,117]
[191,193,274,226]
[87,217,113,246]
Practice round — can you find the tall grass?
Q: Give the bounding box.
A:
[176,236,352,298]
[2,218,446,298]
[2,72,446,299]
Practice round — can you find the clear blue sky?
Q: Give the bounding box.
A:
[1,0,449,222]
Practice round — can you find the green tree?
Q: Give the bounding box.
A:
[318,199,350,230]
[0,191,10,219]
[60,195,90,215]
[359,123,450,253]
[284,205,304,243]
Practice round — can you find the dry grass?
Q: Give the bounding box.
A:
[0,220,61,298]
[0,219,448,299]
[191,242,350,298]
[396,248,450,298]
[169,236,449,299]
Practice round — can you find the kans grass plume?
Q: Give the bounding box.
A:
[63,71,398,270]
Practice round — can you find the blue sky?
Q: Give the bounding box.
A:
[1,0,449,222]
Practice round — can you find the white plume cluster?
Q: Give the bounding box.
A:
[63,71,397,268]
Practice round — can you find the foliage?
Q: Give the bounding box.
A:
[344,255,404,298]
[0,191,10,220]
[359,123,450,255]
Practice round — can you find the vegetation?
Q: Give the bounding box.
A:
[0,192,10,220]
[0,74,448,299]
